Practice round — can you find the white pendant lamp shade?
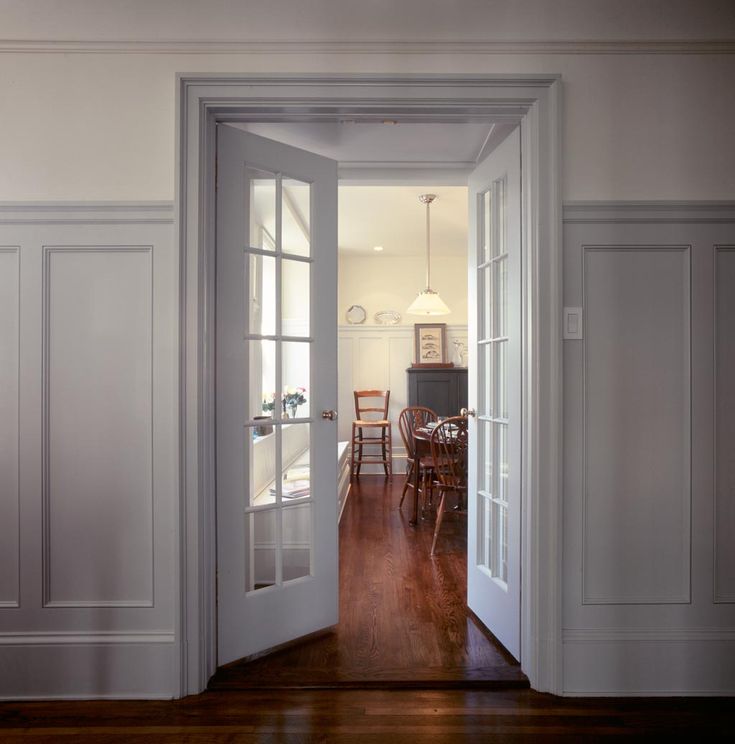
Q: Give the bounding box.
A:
[407,288,451,316]
[407,194,451,316]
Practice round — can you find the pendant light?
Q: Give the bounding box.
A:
[407,193,451,316]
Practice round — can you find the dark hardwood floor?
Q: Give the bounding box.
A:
[1,689,733,742]
[209,475,526,689]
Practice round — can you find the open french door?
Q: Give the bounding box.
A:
[215,125,339,665]
[467,126,522,660]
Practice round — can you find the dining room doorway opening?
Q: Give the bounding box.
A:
[209,118,526,685]
[177,73,563,696]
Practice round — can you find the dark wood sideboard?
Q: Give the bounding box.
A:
[406,367,468,418]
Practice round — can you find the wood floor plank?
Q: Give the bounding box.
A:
[210,476,524,689]
[1,689,733,741]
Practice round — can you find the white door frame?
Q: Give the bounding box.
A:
[175,74,563,697]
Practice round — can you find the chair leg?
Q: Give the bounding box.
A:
[381,424,392,478]
[387,425,393,478]
[356,426,363,477]
[430,491,447,556]
[423,469,433,509]
[350,423,359,479]
[399,459,415,507]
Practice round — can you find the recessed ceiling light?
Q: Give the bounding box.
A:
[373,245,384,252]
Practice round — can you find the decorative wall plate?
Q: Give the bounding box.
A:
[345,304,367,324]
[374,310,401,325]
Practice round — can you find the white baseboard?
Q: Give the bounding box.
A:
[0,642,176,699]
[563,635,735,695]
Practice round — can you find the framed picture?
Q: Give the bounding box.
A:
[414,323,448,366]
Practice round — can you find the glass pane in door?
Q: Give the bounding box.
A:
[282,503,312,582]
[241,160,315,595]
[248,509,277,591]
[281,258,310,337]
[476,179,511,584]
[247,168,277,251]
[282,341,310,419]
[248,253,276,336]
[248,339,276,421]
[282,178,311,257]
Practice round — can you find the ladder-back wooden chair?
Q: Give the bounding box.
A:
[351,390,393,478]
[397,406,437,510]
[429,415,468,556]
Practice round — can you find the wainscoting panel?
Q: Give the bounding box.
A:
[43,247,153,607]
[0,203,177,699]
[563,202,735,695]
[356,335,388,392]
[0,248,20,607]
[715,246,735,603]
[583,246,691,604]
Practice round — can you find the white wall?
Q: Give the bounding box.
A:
[0,2,735,201]
[339,255,468,326]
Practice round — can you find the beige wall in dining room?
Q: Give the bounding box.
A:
[338,254,468,327]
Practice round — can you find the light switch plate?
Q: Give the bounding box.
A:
[564,307,583,340]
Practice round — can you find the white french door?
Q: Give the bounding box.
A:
[215,125,339,665]
[467,126,522,660]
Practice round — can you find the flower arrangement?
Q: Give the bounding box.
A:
[262,387,307,417]
[282,386,307,413]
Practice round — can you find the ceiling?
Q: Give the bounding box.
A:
[228,121,513,257]
[233,121,515,179]
[337,186,467,257]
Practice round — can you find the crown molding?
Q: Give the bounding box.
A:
[1,38,734,55]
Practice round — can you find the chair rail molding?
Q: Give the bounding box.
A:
[0,202,174,224]
[564,201,735,224]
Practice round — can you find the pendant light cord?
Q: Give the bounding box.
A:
[425,198,431,289]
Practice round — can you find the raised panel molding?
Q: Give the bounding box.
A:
[42,246,155,608]
[0,202,177,699]
[714,246,735,603]
[582,245,691,605]
[0,247,20,608]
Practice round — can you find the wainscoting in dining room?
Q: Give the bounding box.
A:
[338,324,468,473]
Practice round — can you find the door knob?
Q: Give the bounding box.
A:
[321,410,338,420]
[460,408,476,418]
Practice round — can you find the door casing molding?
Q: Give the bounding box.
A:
[175,73,563,696]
